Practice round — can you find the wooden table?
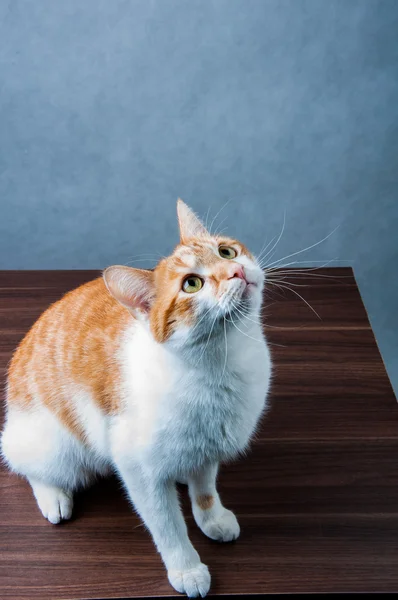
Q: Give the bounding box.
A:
[1,268,397,599]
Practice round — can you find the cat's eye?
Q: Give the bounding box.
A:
[219,246,237,259]
[182,276,203,293]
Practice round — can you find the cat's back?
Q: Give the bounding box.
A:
[7,277,132,418]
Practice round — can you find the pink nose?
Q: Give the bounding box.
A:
[228,265,247,282]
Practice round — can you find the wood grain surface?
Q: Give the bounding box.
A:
[0,268,397,599]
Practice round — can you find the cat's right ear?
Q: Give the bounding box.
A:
[177,198,209,243]
[103,266,155,314]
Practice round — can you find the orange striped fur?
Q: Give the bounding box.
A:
[7,278,131,439]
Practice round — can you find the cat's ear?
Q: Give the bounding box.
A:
[103,266,155,314]
[177,198,209,243]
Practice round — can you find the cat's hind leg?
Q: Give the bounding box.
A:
[1,406,91,524]
[28,478,73,524]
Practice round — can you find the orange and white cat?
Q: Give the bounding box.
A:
[1,200,271,598]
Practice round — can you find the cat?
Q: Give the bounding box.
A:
[1,200,271,598]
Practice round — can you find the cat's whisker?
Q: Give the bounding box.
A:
[221,317,228,379]
[261,225,340,271]
[209,200,231,235]
[232,305,261,327]
[266,270,353,282]
[265,257,344,271]
[188,305,216,340]
[126,252,164,260]
[204,206,212,231]
[262,247,280,268]
[234,304,298,330]
[263,322,306,331]
[267,274,352,286]
[257,209,286,265]
[273,268,351,276]
[264,259,354,279]
[256,235,277,264]
[227,312,286,347]
[124,253,164,268]
[267,280,322,320]
[198,306,222,361]
[124,258,160,266]
[213,216,229,237]
[266,277,309,288]
[263,285,287,301]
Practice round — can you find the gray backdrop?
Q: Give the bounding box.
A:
[1,0,397,393]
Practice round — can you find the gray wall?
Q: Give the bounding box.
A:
[1,0,397,393]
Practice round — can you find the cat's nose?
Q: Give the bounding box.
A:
[228,265,247,283]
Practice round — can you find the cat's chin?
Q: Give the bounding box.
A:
[230,285,262,313]
[243,282,258,298]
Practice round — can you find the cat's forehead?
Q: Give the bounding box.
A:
[173,239,217,268]
[170,237,252,271]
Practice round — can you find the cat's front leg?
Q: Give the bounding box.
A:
[116,461,210,598]
[188,463,240,542]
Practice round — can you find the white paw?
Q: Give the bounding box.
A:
[168,563,211,598]
[35,487,73,524]
[201,508,240,542]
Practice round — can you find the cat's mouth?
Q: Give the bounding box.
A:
[233,278,258,298]
[216,272,261,316]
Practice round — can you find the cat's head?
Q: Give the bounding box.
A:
[104,200,264,344]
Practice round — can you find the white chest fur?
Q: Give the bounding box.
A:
[110,320,271,479]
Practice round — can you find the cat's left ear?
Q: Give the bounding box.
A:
[103,266,155,314]
[177,198,209,243]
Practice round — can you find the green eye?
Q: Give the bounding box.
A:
[182,276,203,293]
[219,246,237,259]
